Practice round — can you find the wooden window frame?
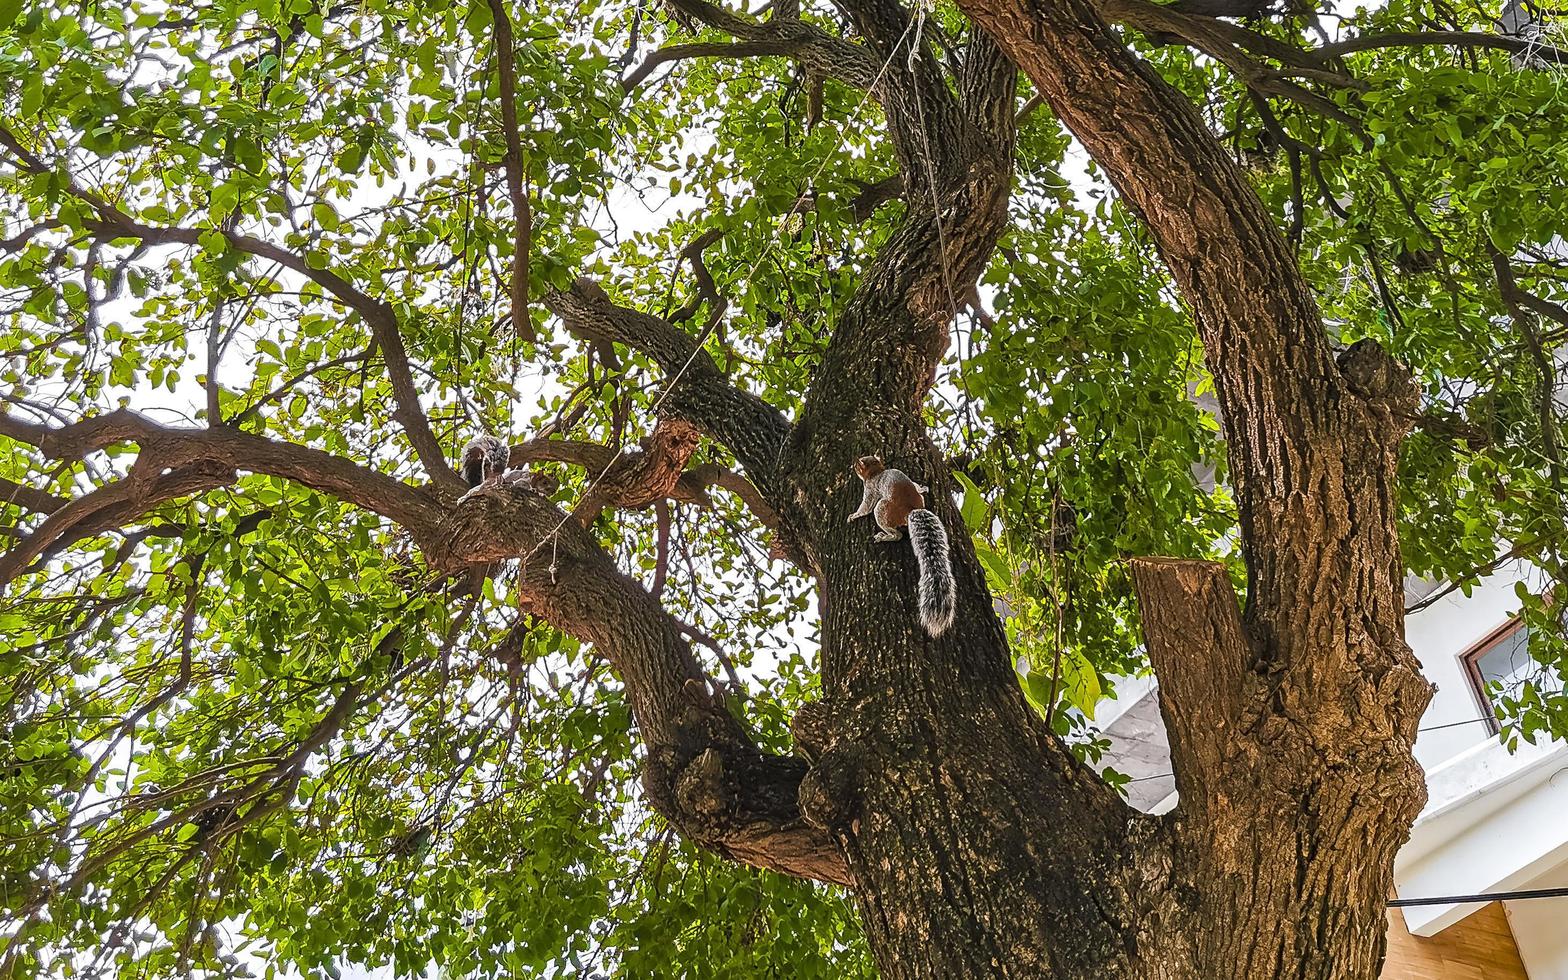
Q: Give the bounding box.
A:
[1459,618,1527,736]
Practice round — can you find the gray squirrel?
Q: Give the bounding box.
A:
[461,435,511,491]
[459,435,553,502]
[849,455,956,637]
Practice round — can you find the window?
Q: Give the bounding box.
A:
[1461,618,1565,733]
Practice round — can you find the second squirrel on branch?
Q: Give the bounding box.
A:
[458,434,551,501]
[461,435,511,491]
[849,455,956,637]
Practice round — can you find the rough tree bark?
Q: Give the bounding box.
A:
[0,0,1441,975]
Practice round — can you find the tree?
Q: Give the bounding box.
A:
[3,0,1567,975]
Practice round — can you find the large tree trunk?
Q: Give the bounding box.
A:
[790,349,1429,980]
[768,1,1435,976]
[795,448,1148,977]
[585,0,1434,966]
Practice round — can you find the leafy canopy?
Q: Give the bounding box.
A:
[2,0,1567,974]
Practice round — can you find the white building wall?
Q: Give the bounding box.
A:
[1507,873,1568,980]
[1405,562,1533,770]
[1394,737,1568,935]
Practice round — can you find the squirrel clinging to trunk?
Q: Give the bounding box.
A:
[849,455,956,637]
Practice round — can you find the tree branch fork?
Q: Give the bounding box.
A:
[0,400,846,884]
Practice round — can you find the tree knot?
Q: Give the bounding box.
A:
[1336,339,1419,415]
[790,699,862,833]
[674,748,731,817]
[790,700,835,761]
[797,745,863,834]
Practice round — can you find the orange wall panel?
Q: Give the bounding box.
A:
[1381,903,1529,980]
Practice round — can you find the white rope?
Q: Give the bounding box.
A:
[908,0,932,70]
[908,6,963,356]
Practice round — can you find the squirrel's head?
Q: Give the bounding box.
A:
[853,455,886,479]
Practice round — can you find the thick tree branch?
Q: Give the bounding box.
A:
[1130,558,1249,813]
[1097,0,1568,69]
[482,434,787,543]
[485,0,535,342]
[962,26,1029,140]
[682,462,782,529]
[951,0,1364,595]
[849,173,906,220]
[776,23,1013,438]
[0,458,238,586]
[1491,245,1568,335]
[1490,244,1567,482]
[1159,0,1274,16]
[509,436,619,473]
[429,483,850,885]
[544,279,790,487]
[656,0,882,88]
[789,108,1015,490]
[837,0,978,193]
[0,408,446,588]
[793,173,905,221]
[1316,30,1568,64]
[0,220,62,253]
[652,500,673,598]
[669,228,730,330]
[574,417,704,522]
[622,39,803,90]
[0,476,69,515]
[1101,0,1332,72]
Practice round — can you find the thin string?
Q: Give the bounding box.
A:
[907,1,972,457]
[523,17,923,583]
[908,0,931,70]
[908,42,961,339]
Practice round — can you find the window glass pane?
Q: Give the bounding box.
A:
[1475,622,1564,702]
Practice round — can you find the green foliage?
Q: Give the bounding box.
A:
[2,0,1568,974]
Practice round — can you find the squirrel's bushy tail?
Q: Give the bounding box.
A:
[907,509,956,637]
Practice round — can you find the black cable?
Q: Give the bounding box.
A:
[1415,717,1495,732]
[1390,886,1568,908]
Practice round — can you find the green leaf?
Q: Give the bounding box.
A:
[198,229,229,255]
[312,201,341,232]
[1057,648,1102,720]
[336,144,364,174]
[973,541,1012,591]
[952,471,988,534]
[19,73,43,116]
